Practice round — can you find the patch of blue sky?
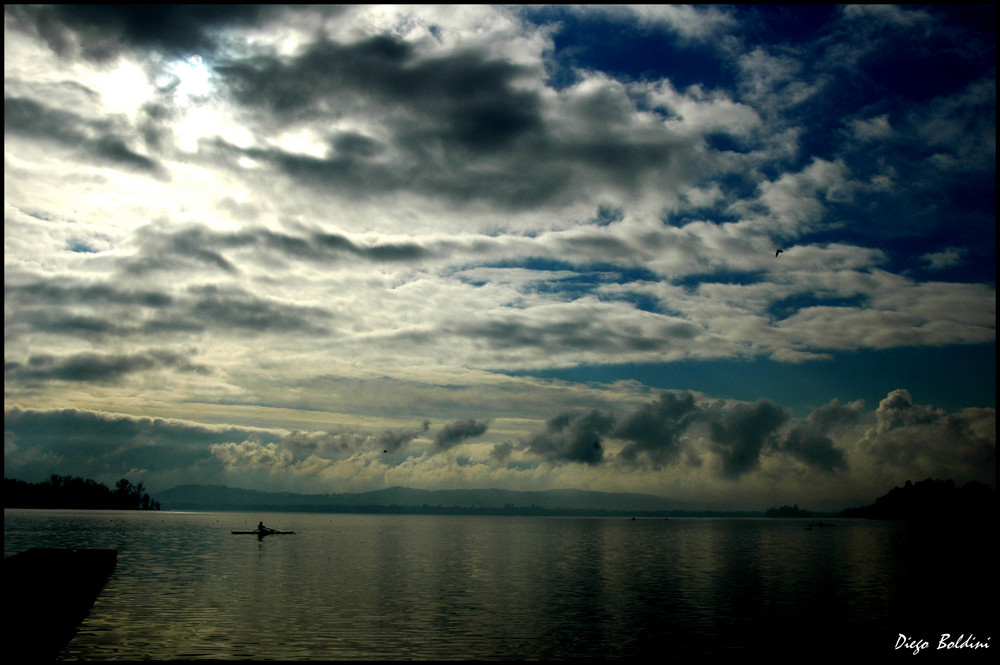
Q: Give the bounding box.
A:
[451,258,669,312]
[591,204,624,227]
[529,272,610,299]
[767,293,869,321]
[606,291,666,315]
[674,268,764,291]
[507,343,995,415]
[734,5,842,48]
[666,175,756,226]
[857,28,994,105]
[537,278,667,315]
[804,184,995,284]
[662,210,707,229]
[521,6,736,90]
[473,257,661,283]
[743,6,993,101]
[703,132,754,156]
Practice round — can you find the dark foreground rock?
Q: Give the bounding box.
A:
[5,548,117,660]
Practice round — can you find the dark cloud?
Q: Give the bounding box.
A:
[434,418,492,450]
[7,6,697,211]
[216,35,542,152]
[455,317,608,354]
[779,428,847,472]
[184,285,331,335]
[5,96,168,178]
[120,223,428,277]
[312,230,426,262]
[613,391,700,468]
[378,420,431,453]
[137,101,177,152]
[122,224,240,275]
[5,279,173,309]
[454,314,699,360]
[237,146,404,197]
[513,393,804,473]
[204,130,564,215]
[4,350,209,385]
[206,32,691,210]
[3,274,330,339]
[610,391,847,474]
[93,135,166,174]
[4,277,175,340]
[523,409,615,465]
[214,120,681,212]
[332,131,385,158]
[3,406,275,486]
[6,5,275,61]
[706,399,788,478]
[280,422,430,457]
[8,310,119,339]
[490,441,515,464]
[776,399,862,472]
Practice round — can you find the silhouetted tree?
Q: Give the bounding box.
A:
[840,478,996,521]
[765,504,817,518]
[3,475,161,510]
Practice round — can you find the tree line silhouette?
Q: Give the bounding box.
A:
[767,478,996,521]
[839,478,994,520]
[4,475,161,510]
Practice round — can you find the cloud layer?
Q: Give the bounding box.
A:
[4,5,994,507]
[5,387,994,510]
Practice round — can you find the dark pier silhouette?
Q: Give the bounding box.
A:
[5,548,117,660]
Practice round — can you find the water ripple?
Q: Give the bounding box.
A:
[5,511,993,660]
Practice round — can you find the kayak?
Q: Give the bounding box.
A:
[231,529,295,536]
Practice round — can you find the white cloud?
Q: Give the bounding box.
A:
[210,439,294,471]
[737,47,824,111]
[740,158,855,237]
[842,5,934,28]
[855,389,995,487]
[573,5,737,42]
[921,247,966,271]
[848,114,894,141]
[645,79,762,138]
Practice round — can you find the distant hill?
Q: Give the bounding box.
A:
[155,484,692,515]
[839,478,996,521]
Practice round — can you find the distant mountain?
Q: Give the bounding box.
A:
[155,484,691,514]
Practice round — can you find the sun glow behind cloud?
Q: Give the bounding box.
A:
[168,54,212,103]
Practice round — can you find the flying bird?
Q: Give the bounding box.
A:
[775,249,784,257]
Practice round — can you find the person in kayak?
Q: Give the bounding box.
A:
[257,521,270,533]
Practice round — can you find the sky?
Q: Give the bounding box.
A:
[4,4,995,510]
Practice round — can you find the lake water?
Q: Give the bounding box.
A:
[4,509,995,660]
